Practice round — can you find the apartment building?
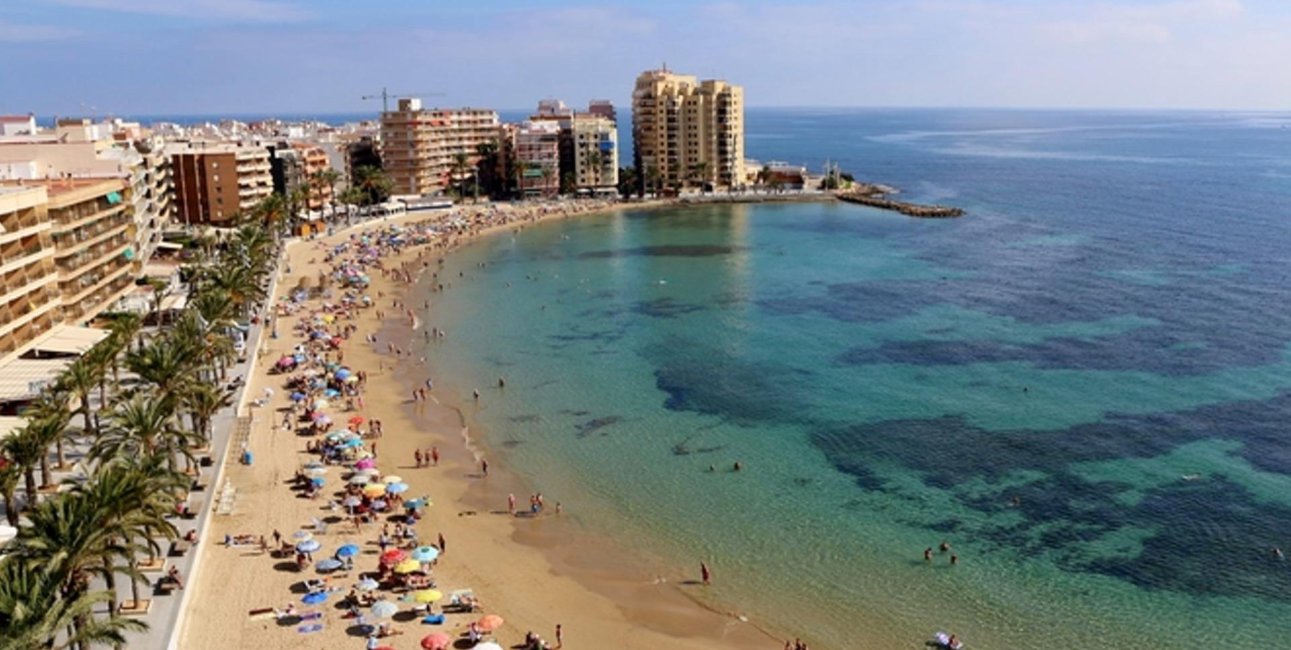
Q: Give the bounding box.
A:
[514,121,561,197]
[0,186,59,359]
[170,144,272,226]
[571,114,619,194]
[380,98,500,196]
[42,179,136,323]
[631,68,745,191]
[296,143,333,209]
[0,121,173,267]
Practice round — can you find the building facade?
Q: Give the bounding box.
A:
[380,98,500,196]
[631,68,745,191]
[0,186,59,359]
[513,121,561,197]
[170,144,272,226]
[571,114,619,194]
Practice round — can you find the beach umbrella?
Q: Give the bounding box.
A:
[296,539,321,553]
[370,499,388,511]
[314,414,332,425]
[342,495,363,507]
[410,546,439,563]
[345,375,359,383]
[304,467,327,478]
[310,477,325,487]
[474,643,504,650]
[411,589,443,604]
[324,388,341,398]
[382,475,404,484]
[421,633,452,650]
[370,601,398,619]
[356,577,380,592]
[355,458,376,470]
[335,368,352,381]
[348,475,371,486]
[341,438,364,449]
[380,549,408,565]
[336,544,361,558]
[302,591,328,605]
[313,399,330,409]
[349,415,365,426]
[290,391,307,402]
[393,559,421,574]
[386,482,409,495]
[363,484,387,498]
[476,615,505,632]
[405,497,431,510]
[316,558,343,572]
[292,530,313,541]
[304,460,325,469]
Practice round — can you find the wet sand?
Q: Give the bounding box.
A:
[179,201,780,650]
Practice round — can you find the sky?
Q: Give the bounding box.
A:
[3,0,1290,117]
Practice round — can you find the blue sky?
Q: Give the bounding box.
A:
[3,0,1289,116]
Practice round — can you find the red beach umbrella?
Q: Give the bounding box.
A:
[380,549,408,565]
[476,614,505,632]
[421,633,452,650]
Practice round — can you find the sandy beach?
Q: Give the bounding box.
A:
[178,200,780,650]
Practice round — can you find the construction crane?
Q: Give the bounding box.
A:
[361,88,444,113]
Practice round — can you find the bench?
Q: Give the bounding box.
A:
[169,540,192,557]
[180,499,202,519]
[155,576,181,595]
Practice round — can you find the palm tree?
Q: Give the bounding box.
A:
[0,457,22,526]
[2,428,43,511]
[646,166,662,197]
[181,383,232,449]
[690,162,710,192]
[71,458,181,616]
[540,165,555,198]
[125,337,197,406]
[450,152,471,199]
[0,559,146,650]
[586,150,604,189]
[12,492,132,643]
[22,393,73,489]
[352,166,391,206]
[58,358,101,441]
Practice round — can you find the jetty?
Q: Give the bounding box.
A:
[836,184,965,218]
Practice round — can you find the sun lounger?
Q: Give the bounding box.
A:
[297,623,323,634]
[247,607,276,622]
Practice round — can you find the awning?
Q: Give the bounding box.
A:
[0,358,73,403]
[156,241,184,251]
[159,292,189,311]
[0,416,26,442]
[26,325,110,356]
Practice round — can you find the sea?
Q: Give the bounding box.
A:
[131,107,1291,647]
[404,109,1291,649]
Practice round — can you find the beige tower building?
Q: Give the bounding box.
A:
[380,98,499,196]
[632,68,745,191]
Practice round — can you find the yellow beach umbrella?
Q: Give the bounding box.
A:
[363,483,387,497]
[412,589,442,604]
[393,559,421,574]
[382,475,404,484]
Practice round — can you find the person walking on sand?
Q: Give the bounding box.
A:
[556,623,563,648]
[437,532,446,554]
[700,562,711,585]
[430,446,439,466]
[508,493,516,515]
[481,459,489,477]
[415,449,423,468]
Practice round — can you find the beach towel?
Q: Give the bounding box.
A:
[297,623,324,634]
[421,614,445,625]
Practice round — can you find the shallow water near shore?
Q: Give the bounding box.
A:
[417,110,1291,649]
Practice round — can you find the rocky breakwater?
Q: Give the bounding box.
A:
[836,184,965,218]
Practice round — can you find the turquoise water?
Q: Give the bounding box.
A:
[418,110,1291,648]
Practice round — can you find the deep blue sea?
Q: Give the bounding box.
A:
[402,109,1291,649]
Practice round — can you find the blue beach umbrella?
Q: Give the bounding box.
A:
[291,530,313,541]
[324,388,341,398]
[385,482,409,495]
[317,558,343,572]
[310,477,325,487]
[297,539,321,553]
[356,577,380,592]
[370,601,398,619]
[335,368,352,381]
[290,392,307,402]
[410,546,439,563]
[302,591,328,605]
[336,544,361,558]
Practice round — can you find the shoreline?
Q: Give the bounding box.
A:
[179,199,784,650]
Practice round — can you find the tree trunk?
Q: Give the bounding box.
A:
[130,556,142,610]
[104,566,118,618]
[22,469,37,507]
[39,454,52,490]
[56,437,67,470]
[2,488,19,525]
[83,406,94,440]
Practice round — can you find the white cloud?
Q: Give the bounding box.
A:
[45,0,310,22]
[0,20,79,42]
